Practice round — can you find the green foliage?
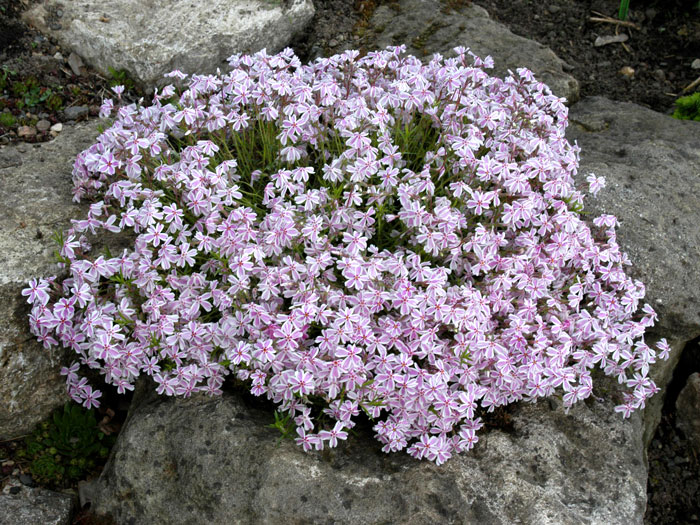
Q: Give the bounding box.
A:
[268,410,295,443]
[672,92,700,122]
[0,65,16,91]
[46,92,64,111]
[10,76,59,111]
[17,403,115,488]
[0,112,16,128]
[618,0,630,20]
[108,66,135,91]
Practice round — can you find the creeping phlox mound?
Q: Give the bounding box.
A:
[23,46,669,464]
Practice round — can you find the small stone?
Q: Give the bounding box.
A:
[653,69,666,82]
[36,120,51,132]
[692,58,700,70]
[619,66,635,79]
[55,8,63,18]
[19,473,35,487]
[9,486,20,495]
[53,52,63,60]
[63,106,89,120]
[50,123,63,133]
[595,34,629,47]
[17,126,37,138]
[547,5,561,14]
[49,22,62,30]
[67,52,84,76]
[328,39,338,47]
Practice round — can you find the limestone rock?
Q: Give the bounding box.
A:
[359,0,578,103]
[567,97,700,447]
[24,0,315,88]
[0,122,99,440]
[676,372,700,455]
[0,486,74,525]
[84,382,646,525]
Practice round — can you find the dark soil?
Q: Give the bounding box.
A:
[645,339,700,525]
[0,0,113,145]
[473,0,700,113]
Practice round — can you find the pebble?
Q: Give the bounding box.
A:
[18,474,35,487]
[49,22,62,30]
[9,486,20,495]
[619,66,635,79]
[50,123,63,133]
[17,126,36,138]
[692,58,700,70]
[595,34,629,47]
[653,69,666,82]
[68,52,84,76]
[547,5,561,14]
[36,119,51,132]
[64,106,89,120]
[53,52,63,60]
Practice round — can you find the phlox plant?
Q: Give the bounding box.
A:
[22,45,670,465]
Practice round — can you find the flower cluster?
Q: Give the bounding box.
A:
[23,46,669,464]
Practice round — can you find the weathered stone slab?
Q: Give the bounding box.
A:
[359,0,578,103]
[83,382,646,525]
[0,122,99,440]
[567,96,700,447]
[0,486,74,525]
[24,0,315,88]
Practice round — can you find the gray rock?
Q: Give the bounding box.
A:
[36,119,52,132]
[0,148,23,168]
[63,106,88,120]
[676,373,700,455]
[0,486,74,525]
[360,0,578,103]
[24,0,315,88]
[0,122,99,440]
[67,52,84,76]
[567,97,700,447]
[85,380,646,525]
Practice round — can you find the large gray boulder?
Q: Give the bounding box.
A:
[567,97,700,447]
[24,0,315,88]
[0,486,74,525]
[0,123,99,440]
[83,381,646,525]
[359,0,578,103]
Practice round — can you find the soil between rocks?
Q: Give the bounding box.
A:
[1,0,699,524]
[472,0,700,113]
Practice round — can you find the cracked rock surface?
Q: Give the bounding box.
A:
[0,122,99,440]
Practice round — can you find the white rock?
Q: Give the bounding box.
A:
[594,34,629,47]
[50,123,63,133]
[24,0,315,88]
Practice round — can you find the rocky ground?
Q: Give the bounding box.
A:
[0,0,699,524]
